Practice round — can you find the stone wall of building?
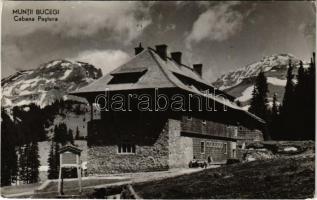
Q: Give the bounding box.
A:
[168,119,193,168]
[87,118,170,175]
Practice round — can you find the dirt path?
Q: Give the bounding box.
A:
[6,166,218,198]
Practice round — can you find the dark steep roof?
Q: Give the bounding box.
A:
[70,49,175,93]
[71,47,265,124]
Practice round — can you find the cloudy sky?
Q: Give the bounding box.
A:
[1,1,315,81]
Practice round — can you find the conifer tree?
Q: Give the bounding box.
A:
[269,93,281,139]
[54,123,68,145]
[29,142,40,183]
[293,60,308,139]
[1,110,18,186]
[249,71,269,120]
[97,68,103,78]
[18,147,25,184]
[305,53,316,139]
[280,60,296,139]
[68,129,74,145]
[75,126,80,140]
[47,141,60,179]
[47,142,56,179]
[19,144,29,184]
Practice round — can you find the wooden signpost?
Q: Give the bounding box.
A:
[58,144,82,196]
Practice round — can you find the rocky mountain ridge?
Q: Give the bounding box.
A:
[1,60,102,108]
[213,53,309,109]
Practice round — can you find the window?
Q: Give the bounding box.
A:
[108,70,147,84]
[118,144,136,154]
[92,103,101,120]
[200,141,205,154]
[223,143,227,154]
[233,127,238,137]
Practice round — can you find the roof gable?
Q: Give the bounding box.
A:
[71,49,175,94]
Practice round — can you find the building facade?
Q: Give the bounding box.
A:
[72,44,265,175]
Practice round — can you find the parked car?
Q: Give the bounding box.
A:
[189,159,208,168]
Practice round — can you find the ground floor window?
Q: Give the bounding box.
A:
[223,143,227,154]
[118,144,136,154]
[200,141,205,154]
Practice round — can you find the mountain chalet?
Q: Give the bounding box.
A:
[71,44,265,174]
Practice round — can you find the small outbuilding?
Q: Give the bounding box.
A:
[58,144,82,195]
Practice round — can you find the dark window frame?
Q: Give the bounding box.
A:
[118,144,136,154]
[200,141,205,154]
[108,70,147,84]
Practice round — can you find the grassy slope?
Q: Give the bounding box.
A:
[134,155,314,199]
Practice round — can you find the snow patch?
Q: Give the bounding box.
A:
[46,60,62,68]
[19,83,31,90]
[246,156,256,162]
[19,90,33,96]
[15,99,33,107]
[39,166,49,172]
[241,105,250,111]
[1,96,12,107]
[236,86,254,102]
[268,101,280,108]
[23,107,30,112]
[284,147,297,152]
[267,77,287,86]
[61,62,71,67]
[60,69,72,80]
[38,93,47,108]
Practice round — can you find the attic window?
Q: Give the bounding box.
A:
[173,72,193,87]
[108,71,147,84]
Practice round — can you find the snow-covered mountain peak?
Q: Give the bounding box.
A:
[214,54,302,90]
[213,53,309,110]
[1,60,102,108]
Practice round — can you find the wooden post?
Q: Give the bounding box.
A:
[90,103,94,121]
[77,155,82,193]
[58,154,62,195]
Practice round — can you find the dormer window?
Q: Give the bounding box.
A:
[109,68,147,84]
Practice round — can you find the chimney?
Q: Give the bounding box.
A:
[193,64,203,77]
[171,52,182,65]
[134,42,144,55]
[155,44,167,60]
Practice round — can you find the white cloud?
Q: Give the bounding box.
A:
[299,22,316,47]
[186,2,243,48]
[165,24,176,32]
[69,50,131,75]
[4,1,152,44]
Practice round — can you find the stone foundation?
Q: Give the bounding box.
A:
[87,120,170,175]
